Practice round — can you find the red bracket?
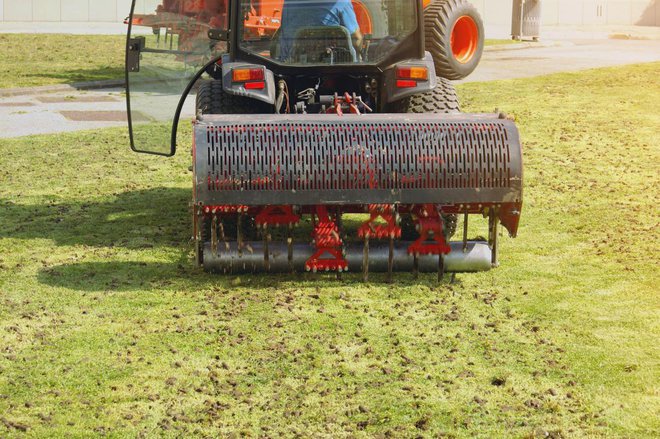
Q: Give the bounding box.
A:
[325,92,372,116]
[255,205,300,227]
[407,204,451,256]
[306,206,348,272]
[358,205,401,239]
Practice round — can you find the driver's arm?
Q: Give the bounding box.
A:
[351,28,364,54]
[338,1,363,55]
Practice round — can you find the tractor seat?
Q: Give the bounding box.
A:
[288,26,357,64]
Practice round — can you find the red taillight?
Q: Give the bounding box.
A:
[396,80,418,88]
[397,66,428,81]
[232,68,265,82]
[245,81,266,90]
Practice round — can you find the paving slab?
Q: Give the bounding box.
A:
[37,95,120,104]
[60,110,128,122]
[0,87,129,138]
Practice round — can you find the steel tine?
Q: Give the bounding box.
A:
[363,236,370,282]
[413,254,419,280]
[462,210,469,253]
[237,213,244,257]
[438,254,445,283]
[490,213,500,267]
[287,223,294,273]
[211,214,218,255]
[264,225,270,272]
[387,236,394,284]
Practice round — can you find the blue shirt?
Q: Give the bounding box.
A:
[279,0,360,60]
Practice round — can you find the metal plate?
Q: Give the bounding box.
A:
[194,113,523,206]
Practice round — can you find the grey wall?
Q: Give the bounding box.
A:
[1,0,659,25]
[1,0,162,22]
[470,0,659,26]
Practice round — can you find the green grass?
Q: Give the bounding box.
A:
[1,63,659,437]
[0,34,125,89]
[0,34,525,89]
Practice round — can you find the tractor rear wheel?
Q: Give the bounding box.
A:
[196,80,272,116]
[424,0,484,80]
[388,76,460,114]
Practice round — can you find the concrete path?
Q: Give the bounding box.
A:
[462,38,660,83]
[0,87,128,138]
[0,37,658,139]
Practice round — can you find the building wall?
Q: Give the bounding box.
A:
[469,0,659,26]
[1,0,161,22]
[1,0,659,25]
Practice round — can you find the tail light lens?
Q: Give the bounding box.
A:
[244,81,266,90]
[397,66,428,81]
[396,80,418,88]
[232,68,265,83]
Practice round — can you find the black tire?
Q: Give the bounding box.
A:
[424,0,484,80]
[195,80,272,115]
[387,76,460,114]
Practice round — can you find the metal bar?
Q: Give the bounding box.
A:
[413,254,419,279]
[491,215,500,267]
[462,211,469,253]
[203,241,493,274]
[438,255,445,282]
[363,237,370,282]
[264,227,270,272]
[287,224,294,273]
[387,237,394,283]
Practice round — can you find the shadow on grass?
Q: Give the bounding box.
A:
[1,186,459,291]
[22,67,126,86]
[0,187,190,250]
[37,259,457,292]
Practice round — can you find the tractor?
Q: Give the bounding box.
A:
[124,0,523,280]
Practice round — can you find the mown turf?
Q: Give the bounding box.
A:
[0,34,125,89]
[0,63,658,438]
[0,33,515,89]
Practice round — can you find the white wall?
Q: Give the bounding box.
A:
[1,0,163,22]
[1,0,659,25]
[541,0,659,25]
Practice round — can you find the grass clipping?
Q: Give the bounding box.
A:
[0,63,659,437]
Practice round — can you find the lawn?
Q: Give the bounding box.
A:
[0,33,525,89]
[0,63,659,437]
[0,34,125,89]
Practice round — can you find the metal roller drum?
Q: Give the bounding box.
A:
[203,241,492,274]
[194,113,523,209]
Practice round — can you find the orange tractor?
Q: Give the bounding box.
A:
[125,0,521,280]
[128,0,484,79]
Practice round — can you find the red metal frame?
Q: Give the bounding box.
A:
[306,206,348,272]
[255,205,300,226]
[358,204,401,240]
[407,204,451,256]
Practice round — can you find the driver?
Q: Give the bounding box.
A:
[279,0,364,61]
